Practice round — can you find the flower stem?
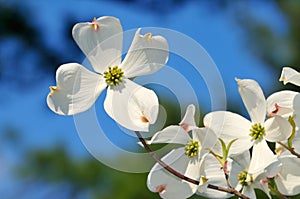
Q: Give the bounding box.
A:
[207,184,250,199]
[135,131,250,199]
[277,141,300,158]
[268,184,288,199]
[135,131,199,185]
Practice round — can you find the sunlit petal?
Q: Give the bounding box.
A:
[104,79,158,131]
[264,115,292,142]
[47,63,106,115]
[120,28,169,78]
[203,111,253,155]
[236,78,266,123]
[148,125,190,145]
[266,90,298,117]
[147,148,198,199]
[279,67,300,86]
[179,104,198,132]
[248,139,279,175]
[72,16,122,73]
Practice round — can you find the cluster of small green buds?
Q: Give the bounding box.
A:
[249,123,265,140]
[238,170,248,186]
[104,66,124,86]
[185,140,199,158]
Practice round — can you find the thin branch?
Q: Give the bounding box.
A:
[135,131,250,199]
[207,184,250,199]
[277,141,300,158]
[135,131,199,185]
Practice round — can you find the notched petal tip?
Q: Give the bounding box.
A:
[90,17,99,31]
[49,86,59,95]
[141,115,150,123]
[144,32,152,40]
[235,77,241,83]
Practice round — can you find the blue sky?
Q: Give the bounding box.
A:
[0,0,287,196]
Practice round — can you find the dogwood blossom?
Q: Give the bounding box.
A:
[233,149,281,199]
[279,67,300,86]
[47,16,169,131]
[147,104,217,199]
[204,79,291,174]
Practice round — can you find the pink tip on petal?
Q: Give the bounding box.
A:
[155,184,166,194]
[179,123,189,132]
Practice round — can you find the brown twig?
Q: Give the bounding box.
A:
[135,131,250,199]
[277,141,300,158]
[207,184,250,199]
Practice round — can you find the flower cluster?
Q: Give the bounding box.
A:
[47,16,300,199]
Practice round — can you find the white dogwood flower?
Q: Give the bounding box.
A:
[47,16,169,131]
[147,104,217,199]
[204,79,291,173]
[279,67,300,86]
[234,149,281,199]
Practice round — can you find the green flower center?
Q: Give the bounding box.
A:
[185,140,199,158]
[103,66,124,86]
[249,123,265,140]
[238,170,248,186]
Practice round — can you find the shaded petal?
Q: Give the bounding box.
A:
[179,104,198,132]
[147,148,199,199]
[104,79,158,131]
[275,155,300,195]
[203,111,253,155]
[236,78,266,123]
[242,186,256,199]
[149,125,191,145]
[197,154,233,199]
[266,90,298,117]
[264,115,292,142]
[294,94,300,126]
[248,139,278,175]
[72,16,122,73]
[120,28,169,78]
[192,128,218,156]
[47,63,106,115]
[279,67,300,86]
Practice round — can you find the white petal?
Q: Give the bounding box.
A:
[72,16,122,73]
[279,67,300,86]
[197,154,233,199]
[192,128,217,156]
[47,63,106,115]
[266,90,298,117]
[203,111,253,155]
[264,115,292,142]
[149,125,191,145]
[294,94,300,126]
[248,139,279,175]
[120,28,169,78]
[104,79,158,132]
[147,148,199,199]
[236,78,267,123]
[242,186,256,199]
[179,104,198,132]
[276,155,300,195]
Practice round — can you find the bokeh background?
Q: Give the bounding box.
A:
[1,0,300,198]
